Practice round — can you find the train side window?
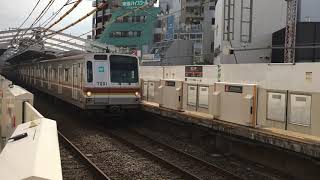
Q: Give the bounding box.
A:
[86,61,93,83]
[64,69,69,82]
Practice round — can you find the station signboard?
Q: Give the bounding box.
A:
[122,0,146,9]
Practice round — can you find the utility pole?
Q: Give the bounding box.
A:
[284,0,298,63]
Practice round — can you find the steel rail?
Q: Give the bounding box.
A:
[105,129,203,180]
[128,129,244,180]
[58,131,111,180]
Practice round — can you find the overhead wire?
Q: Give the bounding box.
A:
[10,0,42,45]
[17,0,42,29]
[44,0,83,31]
[6,1,106,58]
[13,0,83,54]
[17,0,57,42]
[32,0,56,27]
[40,0,72,28]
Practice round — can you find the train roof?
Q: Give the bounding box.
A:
[23,53,139,64]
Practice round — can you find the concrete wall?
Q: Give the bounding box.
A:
[214,0,287,64]
[221,63,320,93]
[140,65,219,84]
[164,40,194,65]
[140,63,320,137]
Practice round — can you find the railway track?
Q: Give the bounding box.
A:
[58,121,185,179]
[106,128,244,180]
[34,95,290,180]
[58,131,111,180]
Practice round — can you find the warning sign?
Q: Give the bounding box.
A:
[185,66,203,77]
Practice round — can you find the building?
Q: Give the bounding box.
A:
[92,0,121,40]
[93,0,160,54]
[272,22,320,63]
[141,40,194,66]
[213,0,287,64]
[149,0,216,65]
[158,0,182,40]
[299,0,320,22]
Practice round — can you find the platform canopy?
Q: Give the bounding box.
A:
[0,27,115,64]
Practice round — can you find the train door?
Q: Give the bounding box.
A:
[58,65,62,94]
[48,66,52,90]
[72,64,78,100]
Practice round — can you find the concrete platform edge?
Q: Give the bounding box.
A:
[141,103,320,159]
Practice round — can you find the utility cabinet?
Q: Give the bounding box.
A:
[159,80,183,111]
[212,82,257,127]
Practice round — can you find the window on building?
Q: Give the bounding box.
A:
[123,16,129,22]
[223,0,235,41]
[240,0,253,43]
[142,16,147,22]
[110,31,142,38]
[135,16,141,22]
[212,18,215,25]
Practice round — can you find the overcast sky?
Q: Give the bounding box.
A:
[0,0,94,36]
[0,0,159,37]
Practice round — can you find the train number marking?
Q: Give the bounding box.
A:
[97,82,107,86]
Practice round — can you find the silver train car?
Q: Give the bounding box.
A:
[17,53,141,110]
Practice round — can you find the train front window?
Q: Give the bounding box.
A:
[87,61,93,82]
[110,55,138,83]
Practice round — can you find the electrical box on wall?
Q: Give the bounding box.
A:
[143,82,148,99]
[267,92,287,122]
[159,80,183,111]
[187,85,197,106]
[212,91,221,117]
[198,86,209,108]
[212,82,257,127]
[148,82,155,97]
[289,94,312,126]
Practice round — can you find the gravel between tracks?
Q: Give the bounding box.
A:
[59,138,98,180]
[35,96,184,180]
[34,94,290,180]
[109,129,236,180]
[133,127,291,180]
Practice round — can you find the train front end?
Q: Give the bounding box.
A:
[83,54,140,111]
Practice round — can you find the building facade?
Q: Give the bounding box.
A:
[214,0,287,64]
[153,0,216,65]
[92,0,121,40]
[93,0,160,54]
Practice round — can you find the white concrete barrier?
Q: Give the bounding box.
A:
[0,75,62,180]
[1,85,33,145]
[0,117,62,180]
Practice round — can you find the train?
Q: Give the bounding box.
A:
[13,53,141,111]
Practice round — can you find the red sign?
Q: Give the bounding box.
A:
[185,66,203,77]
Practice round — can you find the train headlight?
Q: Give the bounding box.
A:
[86,91,92,97]
[135,91,140,97]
